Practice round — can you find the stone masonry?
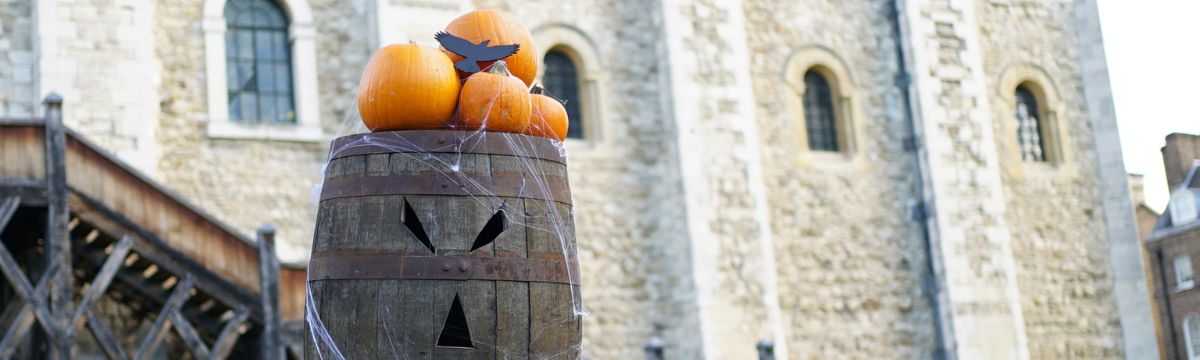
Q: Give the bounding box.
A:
[978,1,1126,357]
[745,0,934,357]
[0,0,34,117]
[0,0,1154,358]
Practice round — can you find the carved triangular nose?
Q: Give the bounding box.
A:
[437,294,473,348]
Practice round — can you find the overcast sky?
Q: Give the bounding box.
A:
[1097,0,1200,211]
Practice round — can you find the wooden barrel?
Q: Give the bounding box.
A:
[304,130,582,359]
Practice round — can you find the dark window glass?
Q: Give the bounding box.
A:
[225,0,294,124]
[542,51,583,139]
[803,71,838,152]
[1014,85,1046,162]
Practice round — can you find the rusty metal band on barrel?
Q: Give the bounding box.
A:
[328,130,566,164]
[319,173,573,205]
[308,252,579,285]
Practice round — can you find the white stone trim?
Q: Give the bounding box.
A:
[1073,0,1159,356]
[532,24,609,153]
[202,0,324,143]
[782,45,863,167]
[1176,255,1195,291]
[655,0,786,356]
[901,0,1030,357]
[1187,315,1200,359]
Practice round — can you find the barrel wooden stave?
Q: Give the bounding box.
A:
[306,131,580,360]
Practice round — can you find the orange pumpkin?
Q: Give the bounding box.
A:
[442,9,537,86]
[457,61,531,133]
[357,43,460,132]
[525,85,569,141]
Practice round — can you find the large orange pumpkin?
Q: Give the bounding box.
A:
[442,10,537,86]
[457,61,531,133]
[357,44,460,132]
[525,85,569,141]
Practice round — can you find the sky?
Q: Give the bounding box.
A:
[1097,0,1200,211]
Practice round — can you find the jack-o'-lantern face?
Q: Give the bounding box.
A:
[307,132,582,359]
[308,193,578,359]
[399,198,508,348]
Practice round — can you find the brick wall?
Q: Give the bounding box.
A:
[1147,228,1200,360]
[1163,133,1200,189]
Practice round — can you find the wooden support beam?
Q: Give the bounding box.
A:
[74,244,169,305]
[70,193,264,323]
[68,236,133,338]
[72,234,230,337]
[0,182,47,207]
[85,308,131,360]
[0,239,60,340]
[0,300,35,358]
[209,307,249,360]
[0,196,18,231]
[0,260,59,358]
[42,93,73,359]
[169,308,210,359]
[258,225,282,360]
[135,275,194,360]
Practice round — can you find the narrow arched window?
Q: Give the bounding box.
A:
[1014,85,1045,162]
[1186,315,1200,359]
[225,0,294,124]
[803,71,838,152]
[542,50,583,139]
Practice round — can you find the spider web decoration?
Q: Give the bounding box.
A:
[304,59,585,359]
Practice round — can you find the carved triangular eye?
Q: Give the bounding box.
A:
[401,198,435,254]
[436,294,473,348]
[469,206,506,252]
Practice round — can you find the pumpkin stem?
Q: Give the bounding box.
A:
[531,84,545,95]
[488,60,510,76]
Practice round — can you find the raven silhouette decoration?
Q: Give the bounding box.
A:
[435,31,520,73]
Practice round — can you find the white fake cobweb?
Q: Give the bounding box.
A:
[304,62,587,360]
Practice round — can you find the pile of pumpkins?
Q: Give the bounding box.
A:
[357,9,569,141]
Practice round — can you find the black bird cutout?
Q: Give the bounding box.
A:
[435,31,520,73]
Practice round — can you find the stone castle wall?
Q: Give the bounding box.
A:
[0,0,1143,358]
[0,0,34,117]
[743,0,935,357]
[655,0,791,356]
[471,1,697,358]
[976,1,1124,357]
[153,0,333,262]
[36,0,161,173]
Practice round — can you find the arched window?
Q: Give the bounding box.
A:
[541,50,583,139]
[803,71,838,152]
[1014,85,1046,162]
[1185,315,1200,359]
[225,0,294,124]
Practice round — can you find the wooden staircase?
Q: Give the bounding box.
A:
[0,97,306,359]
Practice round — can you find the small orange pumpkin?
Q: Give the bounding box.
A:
[442,9,537,86]
[457,61,531,133]
[357,44,460,132]
[525,85,569,141]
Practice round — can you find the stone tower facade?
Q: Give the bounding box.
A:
[0,0,1156,358]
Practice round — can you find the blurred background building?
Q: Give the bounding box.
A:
[0,0,1161,358]
[1142,133,1200,360]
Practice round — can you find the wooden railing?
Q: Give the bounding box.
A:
[0,95,308,358]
